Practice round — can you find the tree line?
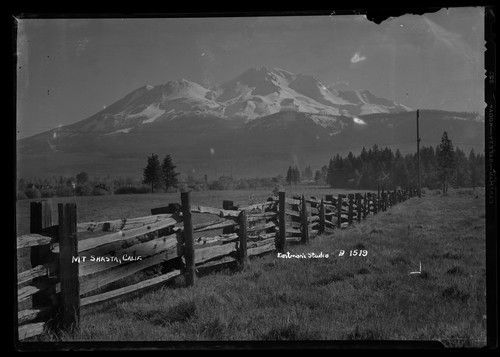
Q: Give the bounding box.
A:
[314,131,484,192]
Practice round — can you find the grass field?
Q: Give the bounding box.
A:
[18,187,486,346]
[15,186,370,235]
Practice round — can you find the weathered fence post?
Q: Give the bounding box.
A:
[348,194,354,225]
[356,194,362,223]
[181,192,195,287]
[277,191,286,253]
[301,195,309,244]
[373,194,378,214]
[363,193,368,219]
[58,203,80,332]
[29,200,55,307]
[223,200,235,234]
[290,195,301,233]
[319,198,326,233]
[237,210,249,266]
[337,194,343,228]
[348,193,355,225]
[325,194,333,227]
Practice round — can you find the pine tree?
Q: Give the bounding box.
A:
[286,166,294,185]
[468,149,477,191]
[293,166,300,184]
[314,170,322,184]
[326,158,335,187]
[304,166,313,180]
[392,155,409,188]
[454,148,470,188]
[161,155,180,192]
[142,153,162,193]
[437,132,455,194]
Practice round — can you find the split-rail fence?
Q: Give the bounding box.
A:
[17,188,417,340]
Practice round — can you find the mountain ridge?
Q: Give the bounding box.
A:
[22,67,414,140]
[17,67,484,179]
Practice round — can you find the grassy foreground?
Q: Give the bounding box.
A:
[39,189,486,346]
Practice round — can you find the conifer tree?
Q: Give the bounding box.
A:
[161,155,180,191]
[437,131,455,194]
[143,153,162,193]
[286,166,294,185]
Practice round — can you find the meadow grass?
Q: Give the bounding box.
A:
[15,185,371,235]
[31,188,486,346]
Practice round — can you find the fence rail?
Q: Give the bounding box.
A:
[16,188,417,340]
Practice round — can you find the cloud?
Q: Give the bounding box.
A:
[351,52,366,63]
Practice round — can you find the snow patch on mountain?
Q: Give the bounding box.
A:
[337,89,410,114]
[141,108,166,124]
[105,127,134,135]
[123,104,166,124]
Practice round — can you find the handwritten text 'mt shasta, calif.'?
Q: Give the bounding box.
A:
[71,255,142,264]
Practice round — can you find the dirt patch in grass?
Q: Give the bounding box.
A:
[441,286,470,303]
[356,268,370,275]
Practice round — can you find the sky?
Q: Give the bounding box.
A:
[16,7,485,139]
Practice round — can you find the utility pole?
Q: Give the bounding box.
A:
[416,109,421,198]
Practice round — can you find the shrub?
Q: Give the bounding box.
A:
[17,191,27,200]
[235,180,250,190]
[92,187,111,196]
[114,186,150,195]
[75,184,92,196]
[165,186,178,193]
[40,188,56,198]
[24,187,41,199]
[187,183,205,192]
[56,186,75,197]
[208,180,225,191]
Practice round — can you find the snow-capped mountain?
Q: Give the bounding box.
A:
[17,67,483,179]
[210,67,355,119]
[44,67,412,138]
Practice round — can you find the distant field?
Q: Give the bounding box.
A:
[27,188,486,346]
[15,185,372,236]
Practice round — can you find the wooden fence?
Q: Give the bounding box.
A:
[16,188,417,340]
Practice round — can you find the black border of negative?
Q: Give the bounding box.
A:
[8,2,497,351]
